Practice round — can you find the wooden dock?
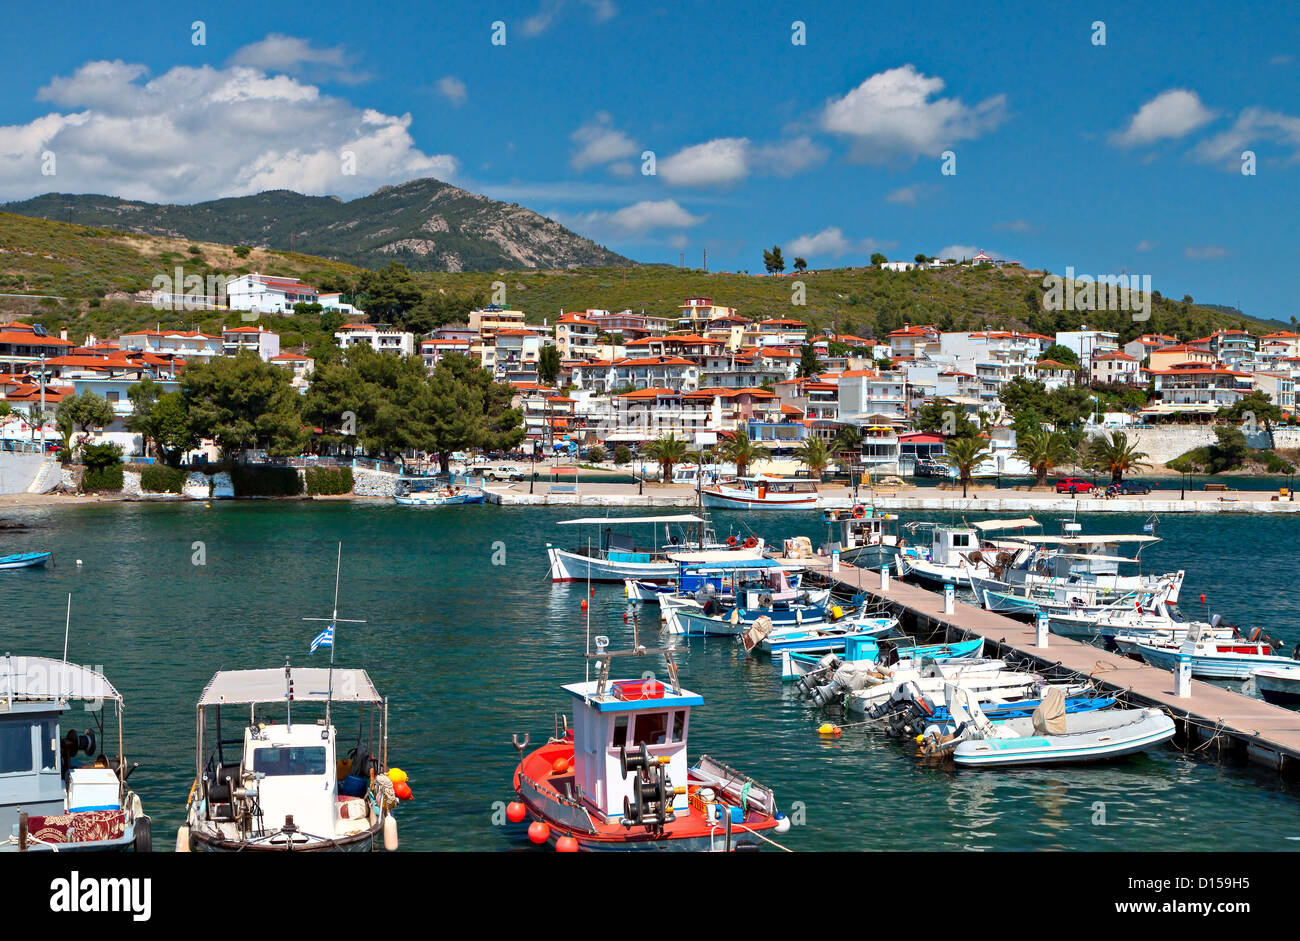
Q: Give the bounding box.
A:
[820,560,1300,777]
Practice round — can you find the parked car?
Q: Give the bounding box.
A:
[484,464,526,482]
[1115,480,1152,495]
[1055,477,1094,494]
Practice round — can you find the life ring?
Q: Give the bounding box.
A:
[743,537,758,549]
[852,505,866,519]
[727,535,739,547]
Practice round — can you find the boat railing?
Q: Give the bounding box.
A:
[692,754,775,816]
[517,772,599,834]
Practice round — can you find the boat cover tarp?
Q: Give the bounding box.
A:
[971,518,1041,532]
[198,668,382,706]
[1032,686,1067,735]
[558,515,703,526]
[0,656,121,703]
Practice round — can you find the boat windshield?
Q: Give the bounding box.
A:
[251,745,328,777]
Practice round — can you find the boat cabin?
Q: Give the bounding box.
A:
[928,526,980,567]
[822,505,898,553]
[561,668,701,821]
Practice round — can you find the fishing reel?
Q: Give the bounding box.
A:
[619,744,679,834]
[61,728,96,764]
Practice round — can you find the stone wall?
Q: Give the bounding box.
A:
[0,452,48,494]
[351,468,398,497]
[1122,425,1300,465]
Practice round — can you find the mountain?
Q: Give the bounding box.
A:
[1,178,632,273]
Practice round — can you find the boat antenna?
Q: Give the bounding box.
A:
[302,542,366,728]
[585,538,593,683]
[62,593,71,663]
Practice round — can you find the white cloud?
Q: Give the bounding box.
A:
[993,218,1036,233]
[1136,240,1156,252]
[788,226,893,259]
[523,0,617,36]
[0,52,457,202]
[753,136,827,176]
[1185,244,1228,260]
[1112,89,1215,147]
[227,34,367,85]
[565,199,705,238]
[1193,106,1300,167]
[821,65,1007,163]
[436,76,467,107]
[570,112,638,172]
[659,137,750,186]
[885,183,936,206]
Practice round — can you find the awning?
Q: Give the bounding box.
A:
[197,668,383,706]
[558,515,703,526]
[972,518,1042,532]
[0,656,121,703]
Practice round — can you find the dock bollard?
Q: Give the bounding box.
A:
[831,548,840,574]
[1175,649,1192,698]
[1035,611,1049,648]
[943,584,954,615]
[880,564,890,592]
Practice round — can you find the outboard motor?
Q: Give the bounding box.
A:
[810,680,845,708]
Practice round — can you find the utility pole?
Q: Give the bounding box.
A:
[38,352,46,453]
[703,249,707,273]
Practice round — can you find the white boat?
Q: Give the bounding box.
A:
[394,487,485,506]
[819,505,902,569]
[546,514,764,583]
[896,519,1040,588]
[699,476,819,511]
[1248,665,1300,705]
[0,655,150,852]
[1047,600,1223,645]
[924,685,1175,768]
[1127,627,1299,680]
[843,658,1065,715]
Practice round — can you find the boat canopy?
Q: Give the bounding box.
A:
[558,515,703,526]
[0,656,121,703]
[1018,535,1160,545]
[680,559,788,571]
[972,518,1041,532]
[666,549,763,563]
[197,668,383,707]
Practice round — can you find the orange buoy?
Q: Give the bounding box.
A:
[528,821,551,844]
[581,599,588,611]
[506,801,527,823]
[556,835,579,852]
[552,757,568,773]
[394,781,413,801]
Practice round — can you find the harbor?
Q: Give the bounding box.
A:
[4,499,1300,853]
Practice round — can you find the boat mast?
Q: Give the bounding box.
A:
[62,593,71,663]
[302,542,366,729]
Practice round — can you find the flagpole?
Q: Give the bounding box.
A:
[327,541,341,730]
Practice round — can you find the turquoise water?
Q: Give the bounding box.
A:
[2,501,1299,851]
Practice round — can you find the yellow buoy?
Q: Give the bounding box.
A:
[817,722,841,736]
[388,767,408,785]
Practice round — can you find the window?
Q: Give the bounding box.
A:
[0,720,34,774]
[632,712,668,747]
[611,715,628,748]
[251,746,327,777]
[671,711,686,743]
[39,718,58,772]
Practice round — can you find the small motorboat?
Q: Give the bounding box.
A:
[509,637,787,851]
[0,655,150,852]
[394,487,485,506]
[923,685,1176,768]
[751,615,900,658]
[0,551,51,570]
[1126,625,1298,680]
[699,476,819,511]
[1247,665,1300,705]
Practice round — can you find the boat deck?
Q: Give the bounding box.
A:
[821,560,1300,773]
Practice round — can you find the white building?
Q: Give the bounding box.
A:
[335,324,416,357]
[118,329,223,360]
[225,274,321,315]
[1054,328,1119,369]
[221,325,281,361]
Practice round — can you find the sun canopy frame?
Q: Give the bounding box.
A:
[197,667,382,707]
[0,656,121,703]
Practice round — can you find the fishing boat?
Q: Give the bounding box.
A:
[508,637,787,851]
[1126,626,1299,680]
[546,514,764,583]
[1048,600,1231,647]
[657,560,828,634]
[896,519,1041,589]
[0,551,51,570]
[779,632,979,683]
[922,685,1176,768]
[181,547,408,852]
[699,475,819,511]
[1,655,150,852]
[820,505,902,569]
[394,486,485,506]
[745,614,901,656]
[625,560,806,604]
[668,597,832,638]
[844,659,1086,716]
[1247,665,1300,705]
[978,577,1180,625]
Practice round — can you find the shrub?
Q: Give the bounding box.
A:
[304,466,354,496]
[230,465,304,497]
[613,445,632,465]
[140,463,186,493]
[586,446,606,464]
[83,464,124,492]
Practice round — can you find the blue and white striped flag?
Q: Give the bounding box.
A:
[310,625,334,653]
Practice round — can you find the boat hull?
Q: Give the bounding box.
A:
[699,490,819,511]
[1135,644,1297,680]
[951,710,1176,768]
[0,551,51,570]
[548,546,764,583]
[187,822,381,852]
[1253,668,1300,705]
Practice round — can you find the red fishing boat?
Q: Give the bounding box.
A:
[508,638,788,851]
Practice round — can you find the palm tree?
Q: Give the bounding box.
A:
[941,436,992,498]
[830,424,862,457]
[1013,426,1073,487]
[643,433,689,483]
[1085,431,1149,485]
[793,437,831,479]
[720,429,771,477]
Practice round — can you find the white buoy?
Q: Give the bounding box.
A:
[383,814,399,851]
[175,826,190,852]
[943,584,955,615]
[1035,611,1049,648]
[75,559,83,567]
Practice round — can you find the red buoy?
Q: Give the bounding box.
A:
[581,599,588,611]
[394,781,413,801]
[556,835,579,852]
[528,821,551,844]
[552,757,568,773]
[506,801,527,823]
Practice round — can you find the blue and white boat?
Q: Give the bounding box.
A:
[394,487,486,506]
[0,551,51,570]
[625,559,804,604]
[748,615,900,657]
[1127,631,1298,680]
[780,633,983,682]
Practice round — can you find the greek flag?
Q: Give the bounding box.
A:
[310,625,334,653]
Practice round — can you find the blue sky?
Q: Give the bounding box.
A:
[2,0,1297,321]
